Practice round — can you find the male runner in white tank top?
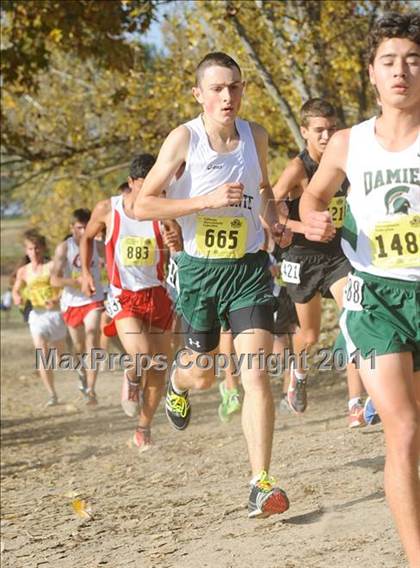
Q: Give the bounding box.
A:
[134,52,292,518]
[51,209,104,405]
[300,12,420,566]
[80,155,174,452]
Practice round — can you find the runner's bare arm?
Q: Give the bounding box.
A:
[300,130,349,242]
[95,239,105,259]
[134,127,244,220]
[50,242,79,288]
[12,265,26,306]
[44,260,60,309]
[161,220,183,253]
[80,199,110,296]
[273,158,307,234]
[251,122,292,248]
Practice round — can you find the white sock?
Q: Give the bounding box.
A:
[294,368,307,381]
[171,367,187,395]
[250,472,264,486]
[348,397,362,411]
[291,362,306,381]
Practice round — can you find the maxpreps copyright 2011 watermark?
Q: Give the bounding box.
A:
[35,347,376,376]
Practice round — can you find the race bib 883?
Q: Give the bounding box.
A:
[120,236,156,267]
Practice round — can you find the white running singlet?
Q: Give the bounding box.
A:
[167,115,265,259]
[344,117,420,281]
[105,195,165,296]
[61,236,104,309]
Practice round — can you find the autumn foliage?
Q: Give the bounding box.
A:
[1,0,412,242]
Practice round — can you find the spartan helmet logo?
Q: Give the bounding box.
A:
[385,186,411,215]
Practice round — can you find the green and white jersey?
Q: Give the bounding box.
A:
[343,117,420,281]
[167,115,265,259]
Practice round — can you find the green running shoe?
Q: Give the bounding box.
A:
[218,380,241,423]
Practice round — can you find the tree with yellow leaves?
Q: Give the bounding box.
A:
[1,0,413,243]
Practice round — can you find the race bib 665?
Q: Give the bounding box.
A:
[196,216,248,259]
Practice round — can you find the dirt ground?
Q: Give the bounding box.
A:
[1,313,406,568]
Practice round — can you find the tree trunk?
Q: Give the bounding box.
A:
[227,9,305,149]
[255,0,312,102]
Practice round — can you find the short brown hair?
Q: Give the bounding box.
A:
[71,208,91,224]
[129,154,155,180]
[368,12,420,64]
[23,229,47,249]
[300,98,336,127]
[195,52,241,86]
[118,181,130,193]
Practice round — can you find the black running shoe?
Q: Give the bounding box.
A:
[165,366,191,431]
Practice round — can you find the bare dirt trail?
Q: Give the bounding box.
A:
[1,315,405,568]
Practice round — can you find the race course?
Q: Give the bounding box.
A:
[0,313,406,568]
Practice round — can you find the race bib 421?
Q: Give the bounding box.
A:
[196,216,248,259]
[281,260,301,284]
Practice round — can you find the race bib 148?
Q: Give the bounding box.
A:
[370,215,419,269]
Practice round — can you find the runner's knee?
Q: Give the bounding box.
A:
[84,327,98,343]
[178,364,215,390]
[384,412,420,459]
[241,369,271,392]
[298,328,318,348]
[73,341,84,354]
[194,375,215,390]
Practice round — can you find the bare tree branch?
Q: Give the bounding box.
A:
[52,160,131,182]
[226,5,305,149]
[6,162,67,192]
[255,0,311,102]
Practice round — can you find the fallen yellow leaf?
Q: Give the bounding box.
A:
[71,499,92,519]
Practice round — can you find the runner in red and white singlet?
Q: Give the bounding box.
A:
[80,154,175,452]
[104,192,172,335]
[51,209,104,406]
